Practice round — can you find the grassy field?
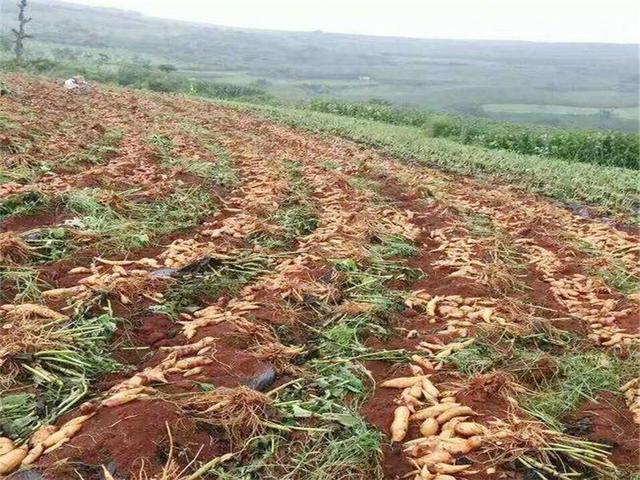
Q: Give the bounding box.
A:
[482,104,639,121]
[307,100,640,169]
[0,0,638,131]
[1,75,638,480]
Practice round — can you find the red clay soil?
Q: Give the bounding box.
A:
[0,208,67,234]
[40,400,226,480]
[38,332,273,480]
[455,373,515,422]
[361,360,418,480]
[567,392,640,468]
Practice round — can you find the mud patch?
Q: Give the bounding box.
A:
[566,392,640,467]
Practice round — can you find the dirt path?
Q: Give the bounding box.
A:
[1,77,638,480]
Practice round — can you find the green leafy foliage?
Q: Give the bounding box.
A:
[0,312,122,442]
[0,267,47,302]
[0,191,48,221]
[156,252,273,318]
[64,187,216,251]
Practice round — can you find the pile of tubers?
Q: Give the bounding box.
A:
[621,378,640,425]
[549,274,639,347]
[382,361,487,480]
[0,333,224,475]
[0,414,93,475]
[42,258,161,306]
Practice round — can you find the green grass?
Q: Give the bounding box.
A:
[267,422,383,480]
[595,264,640,295]
[0,311,122,442]
[206,143,239,187]
[64,187,216,251]
[271,160,319,239]
[266,363,383,480]
[348,176,378,192]
[0,191,48,220]
[316,315,375,359]
[150,133,239,186]
[465,213,496,237]
[0,114,17,130]
[525,351,640,428]
[25,227,75,263]
[0,267,47,302]
[332,248,421,321]
[273,204,319,239]
[0,162,39,185]
[58,128,123,169]
[249,232,291,251]
[227,101,640,217]
[309,100,640,169]
[449,324,639,430]
[154,252,273,319]
[368,235,419,259]
[321,160,343,171]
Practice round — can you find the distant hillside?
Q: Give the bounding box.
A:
[1,0,638,130]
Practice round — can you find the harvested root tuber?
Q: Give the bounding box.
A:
[421,377,440,399]
[42,414,93,448]
[440,436,482,455]
[436,406,475,424]
[0,446,28,475]
[432,463,470,474]
[454,422,485,437]
[0,438,14,455]
[30,425,57,447]
[101,387,151,407]
[412,403,460,420]
[391,406,411,441]
[420,417,440,437]
[22,443,44,465]
[439,417,469,439]
[381,376,425,389]
[411,354,435,371]
[415,449,452,467]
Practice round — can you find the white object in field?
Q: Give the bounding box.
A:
[64,78,79,90]
[64,77,87,90]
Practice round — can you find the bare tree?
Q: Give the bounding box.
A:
[12,0,32,62]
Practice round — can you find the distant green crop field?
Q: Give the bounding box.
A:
[308,100,640,170]
[482,104,639,120]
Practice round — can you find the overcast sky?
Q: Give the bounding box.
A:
[59,0,639,44]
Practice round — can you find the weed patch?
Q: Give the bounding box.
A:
[64,187,216,251]
[0,191,48,220]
